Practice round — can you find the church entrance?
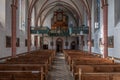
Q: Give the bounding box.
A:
[56,38,63,52]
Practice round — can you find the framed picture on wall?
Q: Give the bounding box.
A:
[108,36,114,48]
[6,36,11,48]
[92,39,94,47]
[99,38,102,46]
[16,38,20,47]
[25,39,27,47]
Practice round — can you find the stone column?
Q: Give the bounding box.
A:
[11,0,18,58]
[27,17,31,53]
[35,36,38,49]
[81,35,84,51]
[88,17,92,54]
[103,3,108,58]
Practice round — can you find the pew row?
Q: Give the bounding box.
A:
[0,50,55,80]
[0,71,43,80]
[73,64,120,80]
[63,50,120,80]
[79,72,120,80]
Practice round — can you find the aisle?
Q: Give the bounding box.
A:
[47,52,74,80]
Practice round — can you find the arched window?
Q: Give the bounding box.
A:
[0,0,5,28]
[31,8,35,27]
[115,0,120,26]
[31,8,36,47]
[94,0,100,31]
[19,0,26,31]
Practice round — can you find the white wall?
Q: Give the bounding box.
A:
[0,0,5,27]
[43,13,53,28]
[90,0,103,54]
[0,0,12,58]
[114,22,120,57]
[16,0,28,54]
[109,0,120,58]
[0,0,28,58]
[89,0,120,58]
[107,0,115,57]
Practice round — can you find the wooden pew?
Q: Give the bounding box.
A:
[63,50,120,80]
[0,71,43,80]
[73,64,120,79]
[64,50,113,71]
[0,50,55,80]
[80,72,120,80]
[0,64,47,77]
[64,50,100,65]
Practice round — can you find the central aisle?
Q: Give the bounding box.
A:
[47,52,74,80]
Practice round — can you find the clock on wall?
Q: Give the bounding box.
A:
[57,13,62,21]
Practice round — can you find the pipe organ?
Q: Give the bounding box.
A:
[51,9,68,30]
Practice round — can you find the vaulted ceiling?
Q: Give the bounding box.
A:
[28,0,92,26]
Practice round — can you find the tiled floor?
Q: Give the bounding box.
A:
[47,52,74,80]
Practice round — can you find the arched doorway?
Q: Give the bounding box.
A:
[56,38,63,52]
[71,41,76,50]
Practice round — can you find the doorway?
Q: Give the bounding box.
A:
[43,44,48,49]
[71,41,76,49]
[56,38,63,52]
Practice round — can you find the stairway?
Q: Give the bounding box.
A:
[47,52,74,80]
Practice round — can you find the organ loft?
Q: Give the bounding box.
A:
[51,9,68,30]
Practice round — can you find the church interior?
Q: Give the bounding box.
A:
[0,0,120,80]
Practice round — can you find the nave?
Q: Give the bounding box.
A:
[1,0,120,80]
